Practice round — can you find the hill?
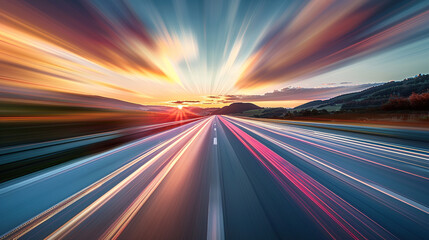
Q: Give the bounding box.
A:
[211,103,262,115]
[186,107,219,116]
[294,74,429,111]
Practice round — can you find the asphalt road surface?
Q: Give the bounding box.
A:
[1,116,428,239]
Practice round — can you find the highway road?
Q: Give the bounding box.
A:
[0,116,428,239]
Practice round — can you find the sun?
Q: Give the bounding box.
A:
[177,105,183,110]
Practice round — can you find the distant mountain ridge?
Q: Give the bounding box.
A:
[294,74,429,111]
[211,102,261,115]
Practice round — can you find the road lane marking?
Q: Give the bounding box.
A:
[213,138,217,145]
[207,142,224,240]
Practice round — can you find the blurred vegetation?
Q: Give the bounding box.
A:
[382,92,429,111]
[0,102,108,116]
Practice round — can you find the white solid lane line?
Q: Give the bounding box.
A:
[207,119,224,240]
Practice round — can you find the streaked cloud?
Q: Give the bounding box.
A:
[0,1,172,78]
[0,0,428,108]
[170,100,201,104]
[235,0,429,89]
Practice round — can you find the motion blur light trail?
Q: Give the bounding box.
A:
[219,116,394,239]
[219,117,429,238]
[1,116,428,239]
[1,117,213,239]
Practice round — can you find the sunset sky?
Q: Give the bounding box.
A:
[1,0,429,108]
